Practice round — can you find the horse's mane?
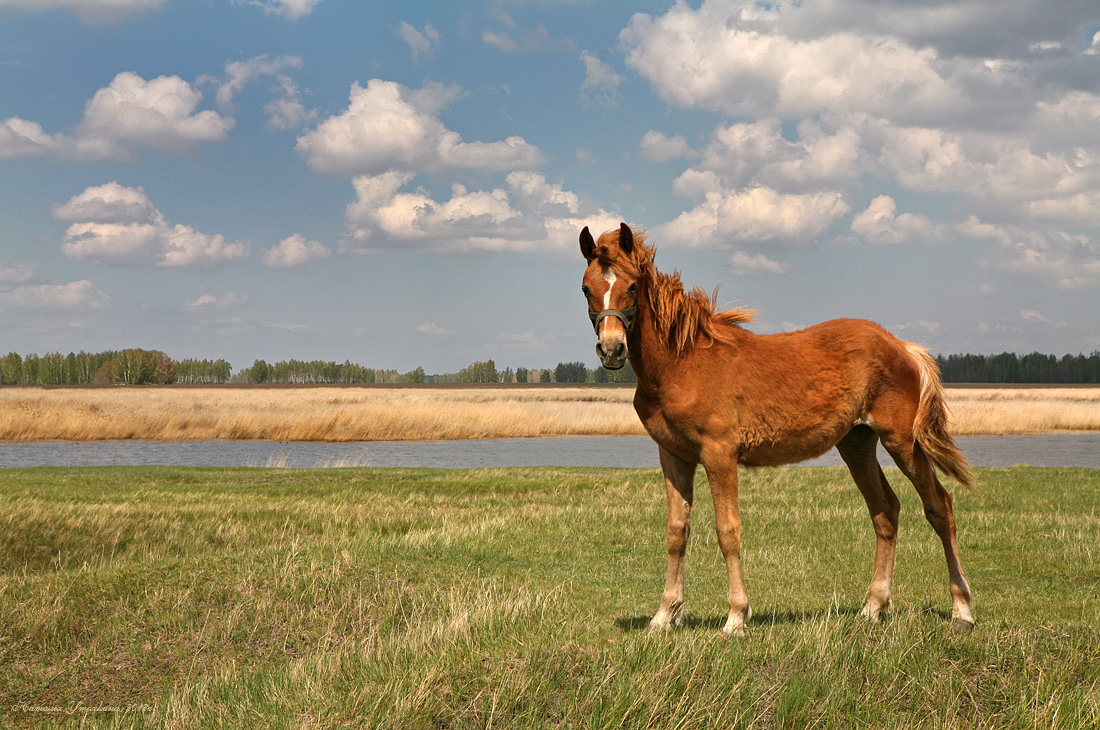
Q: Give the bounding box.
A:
[602,228,756,355]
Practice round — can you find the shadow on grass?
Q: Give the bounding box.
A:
[615,604,896,633]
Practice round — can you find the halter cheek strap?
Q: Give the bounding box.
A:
[590,305,637,334]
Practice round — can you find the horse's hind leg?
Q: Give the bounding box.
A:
[881,434,974,630]
[837,426,900,622]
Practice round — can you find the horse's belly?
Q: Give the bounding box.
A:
[737,431,840,467]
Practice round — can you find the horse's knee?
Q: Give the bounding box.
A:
[666,518,690,552]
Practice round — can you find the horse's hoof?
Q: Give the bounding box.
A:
[950,617,975,633]
[719,625,747,639]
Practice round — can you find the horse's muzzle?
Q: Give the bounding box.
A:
[596,338,628,370]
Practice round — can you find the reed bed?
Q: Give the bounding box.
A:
[0,385,1097,442]
[947,387,1100,434]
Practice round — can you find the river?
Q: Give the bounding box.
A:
[1,433,1098,469]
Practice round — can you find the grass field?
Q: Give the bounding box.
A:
[2,385,1099,441]
[1,464,1097,729]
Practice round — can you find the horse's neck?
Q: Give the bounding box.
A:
[628,280,677,390]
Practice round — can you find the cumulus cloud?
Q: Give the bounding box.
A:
[639,131,695,162]
[0,280,110,310]
[1,72,232,162]
[343,171,619,254]
[622,7,963,125]
[0,0,164,24]
[416,321,456,338]
[0,263,39,284]
[236,0,321,19]
[958,215,1100,289]
[662,186,851,248]
[54,182,250,269]
[264,75,317,131]
[726,251,790,276]
[296,79,544,176]
[262,234,331,268]
[850,195,943,244]
[620,0,1100,291]
[185,292,250,310]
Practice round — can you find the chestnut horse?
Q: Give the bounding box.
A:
[580,223,975,636]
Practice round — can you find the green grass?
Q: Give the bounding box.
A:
[1,464,1097,729]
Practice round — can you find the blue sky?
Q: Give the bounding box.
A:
[2,0,1100,375]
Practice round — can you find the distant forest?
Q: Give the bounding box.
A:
[2,349,1099,386]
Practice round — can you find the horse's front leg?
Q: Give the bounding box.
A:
[703,454,751,637]
[649,447,696,631]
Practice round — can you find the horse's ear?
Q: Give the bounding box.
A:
[580,226,597,261]
[618,222,634,255]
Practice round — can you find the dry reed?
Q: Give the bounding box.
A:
[0,385,1097,442]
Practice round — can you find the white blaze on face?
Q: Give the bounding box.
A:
[596,266,628,368]
[601,267,617,310]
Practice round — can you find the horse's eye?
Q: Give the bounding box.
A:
[581,285,592,297]
[627,283,637,296]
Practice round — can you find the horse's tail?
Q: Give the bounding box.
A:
[905,343,976,490]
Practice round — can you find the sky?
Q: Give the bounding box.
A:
[2,0,1100,375]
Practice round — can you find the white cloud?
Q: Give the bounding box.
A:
[52,181,159,224]
[621,6,962,125]
[0,280,110,310]
[639,131,695,162]
[0,0,164,24]
[579,51,623,104]
[216,55,303,113]
[958,215,1100,289]
[482,30,522,54]
[677,119,865,193]
[726,251,790,276]
[1028,192,1100,223]
[1,72,232,162]
[622,0,1100,294]
[400,22,439,63]
[1020,309,1049,323]
[343,171,619,254]
[186,292,250,310]
[662,186,851,247]
[416,322,456,338]
[1087,31,1100,55]
[0,263,38,284]
[237,0,321,19]
[54,182,250,269]
[262,234,331,268]
[295,79,544,176]
[850,195,943,244]
[264,76,317,131]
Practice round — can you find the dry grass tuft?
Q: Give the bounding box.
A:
[0,385,1097,442]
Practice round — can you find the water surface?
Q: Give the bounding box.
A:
[1,433,1098,470]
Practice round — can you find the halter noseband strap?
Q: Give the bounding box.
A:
[590,305,637,334]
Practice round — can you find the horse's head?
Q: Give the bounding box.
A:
[579,222,640,371]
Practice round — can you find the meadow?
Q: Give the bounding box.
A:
[1,464,1097,729]
[1,385,1099,442]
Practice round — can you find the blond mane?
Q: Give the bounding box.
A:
[603,228,755,355]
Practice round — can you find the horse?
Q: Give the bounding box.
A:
[579,222,975,637]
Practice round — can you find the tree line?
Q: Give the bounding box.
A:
[935,351,1100,384]
[4,348,1099,386]
[0,350,231,385]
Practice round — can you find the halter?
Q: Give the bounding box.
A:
[590,305,637,335]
